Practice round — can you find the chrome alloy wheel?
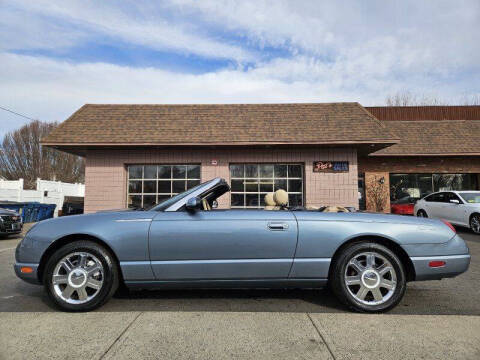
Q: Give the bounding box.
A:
[471,215,480,234]
[52,252,104,305]
[344,252,397,306]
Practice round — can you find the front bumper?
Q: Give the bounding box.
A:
[410,254,471,281]
[14,263,41,285]
[0,221,23,235]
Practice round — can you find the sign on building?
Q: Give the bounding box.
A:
[313,161,349,173]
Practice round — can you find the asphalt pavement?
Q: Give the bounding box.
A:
[0,224,479,359]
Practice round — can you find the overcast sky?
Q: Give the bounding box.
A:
[1,0,479,138]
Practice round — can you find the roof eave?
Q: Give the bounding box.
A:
[41,139,399,147]
[369,152,480,157]
[42,139,400,157]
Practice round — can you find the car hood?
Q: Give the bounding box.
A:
[0,208,20,216]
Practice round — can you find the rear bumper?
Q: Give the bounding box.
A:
[410,254,471,281]
[14,263,41,285]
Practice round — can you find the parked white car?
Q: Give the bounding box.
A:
[414,191,480,234]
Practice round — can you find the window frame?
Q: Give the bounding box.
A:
[229,163,304,208]
[127,164,201,209]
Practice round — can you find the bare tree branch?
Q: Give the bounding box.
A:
[385,91,480,106]
[0,121,84,189]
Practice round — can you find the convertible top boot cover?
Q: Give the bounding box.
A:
[322,206,349,213]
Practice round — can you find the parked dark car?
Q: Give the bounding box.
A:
[0,208,23,236]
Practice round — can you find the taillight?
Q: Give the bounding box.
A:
[429,261,446,268]
[441,219,456,233]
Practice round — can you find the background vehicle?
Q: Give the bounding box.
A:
[0,208,23,237]
[414,191,480,234]
[390,196,417,215]
[15,178,470,312]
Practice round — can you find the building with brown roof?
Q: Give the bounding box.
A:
[42,103,480,214]
[361,106,480,213]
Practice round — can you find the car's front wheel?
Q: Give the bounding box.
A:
[417,209,428,218]
[470,214,480,234]
[43,241,119,311]
[330,242,406,313]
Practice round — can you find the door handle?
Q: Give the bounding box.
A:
[268,222,289,231]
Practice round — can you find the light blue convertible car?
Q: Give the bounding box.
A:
[15,178,470,312]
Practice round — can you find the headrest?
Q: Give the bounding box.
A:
[264,193,276,206]
[274,189,288,206]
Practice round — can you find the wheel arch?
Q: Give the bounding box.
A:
[469,212,480,221]
[37,233,124,285]
[329,235,416,282]
[416,208,427,216]
[470,212,480,230]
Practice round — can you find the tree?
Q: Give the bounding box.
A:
[365,174,388,213]
[386,91,480,106]
[0,121,84,189]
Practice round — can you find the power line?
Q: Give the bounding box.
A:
[0,106,39,121]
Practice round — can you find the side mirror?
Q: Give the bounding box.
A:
[450,199,460,204]
[186,196,202,211]
[212,200,218,209]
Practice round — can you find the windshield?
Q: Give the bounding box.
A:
[459,192,480,204]
[148,179,214,211]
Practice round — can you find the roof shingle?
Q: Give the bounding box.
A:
[371,120,480,156]
[42,103,398,147]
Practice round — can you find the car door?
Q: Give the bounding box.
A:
[420,193,435,216]
[148,209,298,280]
[427,192,446,218]
[438,192,465,224]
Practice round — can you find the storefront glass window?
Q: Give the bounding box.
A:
[230,164,304,208]
[390,173,478,204]
[127,165,201,209]
[432,174,477,192]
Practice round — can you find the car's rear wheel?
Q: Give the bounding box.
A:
[43,241,119,311]
[470,214,480,234]
[417,209,428,218]
[330,242,406,313]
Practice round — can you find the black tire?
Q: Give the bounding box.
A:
[470,213,480,235]
[330,242,406,313]
[43,240,119,312]
[417,209,428,218]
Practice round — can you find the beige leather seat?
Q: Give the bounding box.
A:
[202,198,211,211]
[274,189,288,209]
[264,193,279,210]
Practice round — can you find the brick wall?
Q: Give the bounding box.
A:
[84,147,358,213]
[359,156,480,174]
